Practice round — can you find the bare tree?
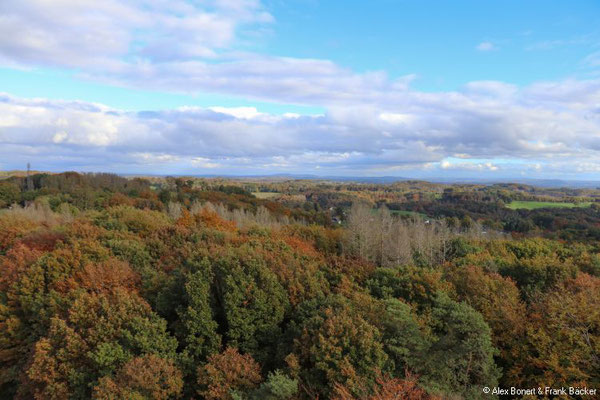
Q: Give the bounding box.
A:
[167,201,182,220]
[347,202,472,267]
[188,200,301,228]
[347,202,375,260]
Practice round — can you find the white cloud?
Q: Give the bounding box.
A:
[379,113,413,124]
[191,157,221,168]
[0,0,271,69]
[134,152,180,163]
[208,106,263,119]
[476,41,496,51]
[583,51,600,68]
[52,131,68,143]
[0,1,416,107]
[1,78,600,176]
[441,160,499,172]
[525,34,595,52]
[1,1,600,177]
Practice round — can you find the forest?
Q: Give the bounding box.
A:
[0,172,598,399]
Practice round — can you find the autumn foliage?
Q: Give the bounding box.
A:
[333,372,439,400]
[0,172,599,399]
[197,347,262,400]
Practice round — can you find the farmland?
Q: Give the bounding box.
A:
[506,200,593,210]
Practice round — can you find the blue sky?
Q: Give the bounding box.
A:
[264,0,600,88]
[0,0,599,179]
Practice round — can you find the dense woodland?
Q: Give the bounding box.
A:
[0,172,599,399]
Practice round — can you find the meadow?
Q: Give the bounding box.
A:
[506,200,593,210]
[252,191,281,199]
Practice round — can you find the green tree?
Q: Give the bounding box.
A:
[0,181,20,208]
[92,355,183,400]
[197,347,262,400]
[23,289,177,399]
[446,265,527,384]
[177,258,221,372]
[366,266,452,311]
[251,370,298,400]
[499,255,577,301]
[419,293,500,399]
[214,256,288,362]
[379,298,429,376]
[290,296,388,397]
[520,275,600,388]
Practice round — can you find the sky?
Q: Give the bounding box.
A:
[0,0,600,179]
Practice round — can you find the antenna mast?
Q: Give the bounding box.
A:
[26,162,33,191]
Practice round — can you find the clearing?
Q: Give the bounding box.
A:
[506,201,593,210]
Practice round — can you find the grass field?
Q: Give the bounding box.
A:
[252,192,280,199]
[371,208,427,218]
[506,201,593,210]
[389,209,428,218]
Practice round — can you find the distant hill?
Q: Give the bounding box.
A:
[0,170,51,179]
[3,170,599,188]
[426,177,600,189]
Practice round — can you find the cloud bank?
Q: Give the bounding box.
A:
[1,79,599,176]
[0,1,599,177]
